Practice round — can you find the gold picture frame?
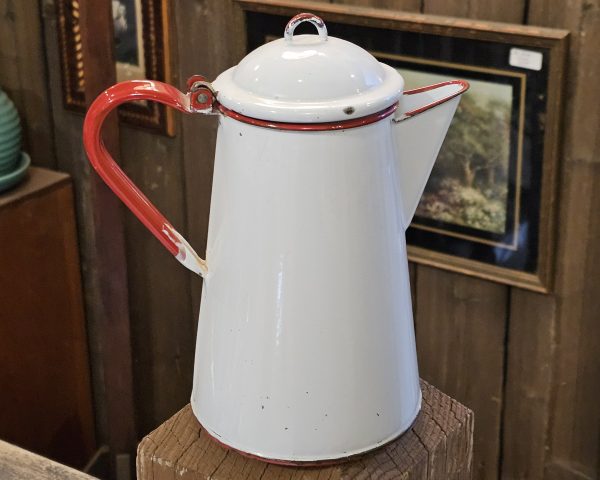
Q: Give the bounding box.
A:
[56,0,174,135]
[238,0,568,293]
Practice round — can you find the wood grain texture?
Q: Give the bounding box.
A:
[415,1,521,479]
[544,161,600,480]
[121,125,195,435]
[501,290,556,479]
[78,0,137,463]
[0,0,57,169]
[237,0,566,44]
[0,440,97,480]
[498,2,568,476]
[41,0,109,440]
[0,168,95,468]
[526,1,600,479]
[175,0,246,315]
[40,0,117,447]
[415,268,506,480]
[530,0,600,166]
[41,0,137,465]
[137,380,473,480]
[422,0,524,22]
[331,0,422,13]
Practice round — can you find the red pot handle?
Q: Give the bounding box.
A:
[83,77,215,276]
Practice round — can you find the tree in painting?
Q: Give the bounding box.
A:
[415,92,511,233]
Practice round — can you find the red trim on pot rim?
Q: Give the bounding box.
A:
[215,79,469,131]
[216,102,399,131]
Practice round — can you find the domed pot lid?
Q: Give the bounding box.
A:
[212,13,404,123]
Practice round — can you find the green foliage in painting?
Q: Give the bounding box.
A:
[415,93,511,233]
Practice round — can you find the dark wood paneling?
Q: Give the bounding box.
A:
[175,0,246,315]
[42,0,111,448]
[545,161,600,480]
[415,268,507,480]
[0,168,95,468]
[416,1,525,478]
[78,0,137,463]
[526,2,600,479]
[501,290,556,479]
[121,125,195,434]
[42,0,138,469]
[0,0,56,169]
[422,0,525,22]
[498,1,570,476]
[332,0,422,12]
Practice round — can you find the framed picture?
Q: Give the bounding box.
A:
[56,0,173,135]
[237,0,568,292]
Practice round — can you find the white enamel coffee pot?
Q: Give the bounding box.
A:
[83,13,468,464]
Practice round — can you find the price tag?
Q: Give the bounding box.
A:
[509,48,543,71]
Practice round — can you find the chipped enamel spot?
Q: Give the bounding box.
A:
[162,224,209,277]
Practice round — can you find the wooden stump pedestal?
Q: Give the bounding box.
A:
[137,380,473,479]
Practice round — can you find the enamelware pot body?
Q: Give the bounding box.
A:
[190,115,421,462]
[82,12,468,465]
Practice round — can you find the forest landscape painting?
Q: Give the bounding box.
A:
[400,69,514,236]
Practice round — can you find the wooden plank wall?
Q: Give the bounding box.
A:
[0,0,598,478]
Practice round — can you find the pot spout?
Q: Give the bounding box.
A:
[392,80,469,228]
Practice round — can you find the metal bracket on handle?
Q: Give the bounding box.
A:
[187,75,218,113]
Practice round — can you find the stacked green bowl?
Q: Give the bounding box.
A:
[0,89,30,192]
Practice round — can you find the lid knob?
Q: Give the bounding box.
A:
[284,13,328,43]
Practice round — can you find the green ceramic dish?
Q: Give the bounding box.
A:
[0,143,21,163]
[0,105,19,125]
[0,121,19,138]
[0,163,17,176]
[0,150,21,169]
[0,118,21,135]
[0,134,21,151]
[0,147,20,173]
[0,152,30,193]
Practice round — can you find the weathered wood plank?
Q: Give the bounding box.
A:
[40,0,112,444]
[499,3,568,476]
[175,0,246,315]
[41,0,137,467]
[423,0,524,22]
[0,0,57,169]
[501,290,556,479]
[236,0,565,45]
[415,268,507,480]
[78,0,137,464]
[544,161,600,480]
[524,1,600,479]
[528,0,599,167]
[417,1,524,479]
[137,380,473,480]
[0,440,97,480]
[120,125,195,434]
[331,0,422,13]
